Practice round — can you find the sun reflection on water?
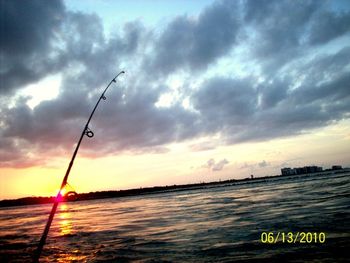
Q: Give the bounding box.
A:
[54,204,89,262]
[58,204,72,236]
[56,254,87,263]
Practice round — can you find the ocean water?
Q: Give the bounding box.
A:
[0,172,349,262]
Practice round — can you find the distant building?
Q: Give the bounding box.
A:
[281,168,296,176]
[316,166,323,172]
[296,167,307,174]
[281,165,323,175]
[304,166,323,173]
[332,165,342,170]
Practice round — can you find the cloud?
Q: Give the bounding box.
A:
[189,141,218,152]
[240,160,270,170]
[143,0,239,76]
[204,158,229,172]
[309,10,350,45]
[213,159,229,171]
[258,160,269,168]
[258,78,289,110]
[0,0,66,94]
[244,0,319,58]
[191,77,257,136]
[291,47,350,103]
[0,0,64,55]
[207,158,215,168]
[190,42,350,144]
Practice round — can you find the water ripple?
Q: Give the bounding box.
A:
[0,172,349,262]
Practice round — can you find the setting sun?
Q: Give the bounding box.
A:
[59,188,66,197]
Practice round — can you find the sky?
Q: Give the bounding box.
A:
[1,0,350,199]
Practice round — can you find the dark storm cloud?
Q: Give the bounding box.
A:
[192,77,258,132]
[0,0,149,167]
[1,0,350,168]
[86,82,200,155]
[242,0,350,76]
[0,0,65,94]
[291,47,350,104]
[1,96,86,161]
[0,137,42,168]
[0,76,198,167]
[0,0,144,95]
[244,0,319,57]
[143,0,239,76]
[63,12,145,86]
[309,10,350,44]
[293,71,350,105]
[191,42,350,144]
[258,78,289,110]
[0,0,64,55]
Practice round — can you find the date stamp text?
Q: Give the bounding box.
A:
[260,232,326,244]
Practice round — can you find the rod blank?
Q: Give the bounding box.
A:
[33,71,125,262]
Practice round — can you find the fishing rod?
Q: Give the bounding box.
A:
[33,71,125,262]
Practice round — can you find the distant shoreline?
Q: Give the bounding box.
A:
[1,168,349,208]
